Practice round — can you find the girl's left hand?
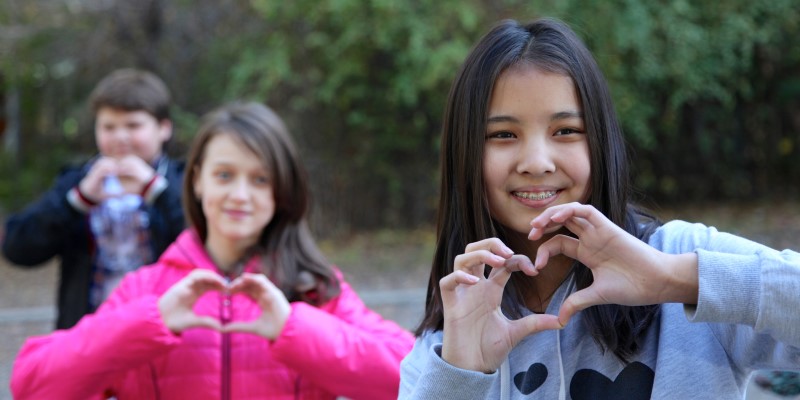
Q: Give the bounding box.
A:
[528,203,698,326]
[223,272,291,340]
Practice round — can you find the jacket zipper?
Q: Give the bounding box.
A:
[220,261,245,400]
[221,281,232,400]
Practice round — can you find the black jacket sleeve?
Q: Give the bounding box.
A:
[2,165,89,267]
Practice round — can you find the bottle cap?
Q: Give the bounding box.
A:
[102,175,124,197]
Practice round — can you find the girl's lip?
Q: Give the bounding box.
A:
[224,209,250,218]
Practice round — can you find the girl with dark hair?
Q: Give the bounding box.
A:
[400,18,800,399]
[11,102,414,400]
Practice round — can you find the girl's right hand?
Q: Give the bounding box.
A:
[158,269,228,334]
[440,238,563,373]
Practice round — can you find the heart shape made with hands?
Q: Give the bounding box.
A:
[159,270,291,339]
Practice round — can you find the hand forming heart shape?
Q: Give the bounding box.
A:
[157,269,291,340]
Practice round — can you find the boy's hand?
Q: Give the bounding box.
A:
[79,157,119,202]
[116,155,156,195]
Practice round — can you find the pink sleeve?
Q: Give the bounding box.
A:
[10,276,181,399]
[270,275,415,400]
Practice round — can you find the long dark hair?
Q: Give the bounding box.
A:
[415,18,660,363]
[182,101,340,304]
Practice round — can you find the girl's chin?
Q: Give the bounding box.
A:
[219,231,259,245]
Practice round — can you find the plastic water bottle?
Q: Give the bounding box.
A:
[89,174,152,306]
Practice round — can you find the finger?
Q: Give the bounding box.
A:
[465,238,514,258]
[189,315,224,331]
[486,265,512,287]
[529,203,575,227]
[502,254,537,275]
[453,250,506,275]
[187,272,228,294]
[528,222,565,241]
[557,288,599,326]
[439,270,480,292]
[229,273,278,296]
[453,250,507,277]
[562,216,592,237]
[534,235,580,269]
[529,202,592,240]
[221,321,259,334]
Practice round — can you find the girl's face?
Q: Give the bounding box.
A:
[95,107,171,164]
[483,67,591,236]
[193,133,275,257]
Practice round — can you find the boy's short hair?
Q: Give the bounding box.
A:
[89,69,171,121]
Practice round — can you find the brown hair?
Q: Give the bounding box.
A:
[182,101,340,304]
[89,68,171,121]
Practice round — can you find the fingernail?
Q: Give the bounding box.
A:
[501,245,514,255]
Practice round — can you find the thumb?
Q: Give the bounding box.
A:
[557,288,597,326]
[221,321,259,335]
[181,315,223,332]
[508,313,563,345]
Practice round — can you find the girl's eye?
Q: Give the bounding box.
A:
[215,171,232,180]
[486,131,516,139]
[554,128,583,136]
[253,175,270,185]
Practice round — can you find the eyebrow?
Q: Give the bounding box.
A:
[487,111,584,124]
[487,115,519,124]
[550,111,584,121]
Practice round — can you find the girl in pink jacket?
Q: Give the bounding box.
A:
[11,102,415,400]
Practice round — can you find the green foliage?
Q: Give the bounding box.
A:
[2,0,799,227]
[228,0,487,228]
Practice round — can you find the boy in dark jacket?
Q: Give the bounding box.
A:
[2,69,185,329]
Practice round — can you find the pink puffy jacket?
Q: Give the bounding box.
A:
[11,230,415,399]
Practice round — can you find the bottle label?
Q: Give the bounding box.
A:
[89,178,153,308]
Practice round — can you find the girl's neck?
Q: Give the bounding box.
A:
[505,228,574,313]
[205,237,249,274]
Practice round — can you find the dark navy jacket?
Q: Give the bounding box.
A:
[2,156,185,329]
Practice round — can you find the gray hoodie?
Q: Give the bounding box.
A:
[400,221,800,399]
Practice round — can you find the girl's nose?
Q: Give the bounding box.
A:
[516,136,556,176]
[230,179,250,199]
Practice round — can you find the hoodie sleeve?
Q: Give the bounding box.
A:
[9,271,181,400]
[399,331,498,400]
[650,220,800,369]
[269,273,415,400]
